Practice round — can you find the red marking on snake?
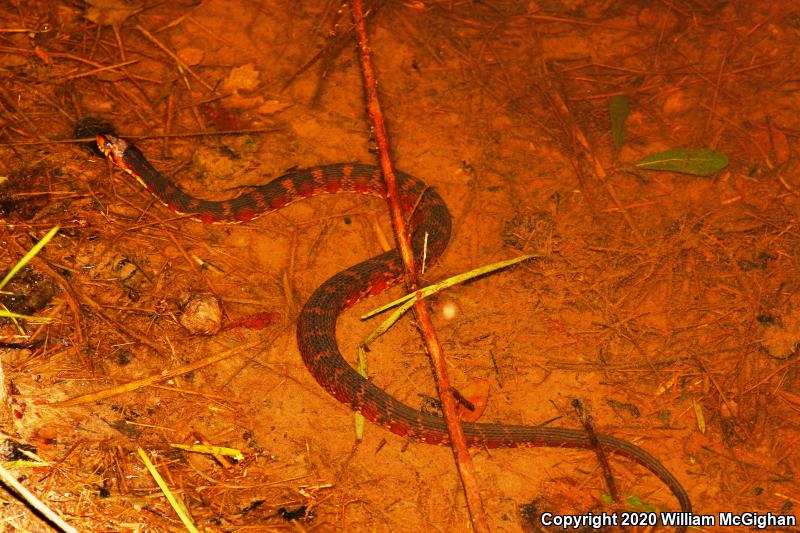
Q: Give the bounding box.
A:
[269,192,289,210]
[234,207,258,222]
[324,166,344,193]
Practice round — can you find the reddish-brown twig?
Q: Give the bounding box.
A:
[572,399,619,502]
[543,76,644,243]
[134,24,214,92]
[350,2,490,531]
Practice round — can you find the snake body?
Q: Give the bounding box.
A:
[96,133,691,528]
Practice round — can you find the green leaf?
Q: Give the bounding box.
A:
[634,148,728,176]
[626,495,658,512]
[609,95,629,150]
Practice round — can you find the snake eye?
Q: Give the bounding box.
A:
[96,135,111,155]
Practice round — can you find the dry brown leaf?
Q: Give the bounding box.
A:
[176,46,204,66]
[222,63,261,93]
[85,0,140,27]
[221,63,265,109]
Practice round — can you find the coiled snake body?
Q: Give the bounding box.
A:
[97,133,691,529]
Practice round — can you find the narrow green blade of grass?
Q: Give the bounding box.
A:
[354,345,368,441]
[633,148,728,176]
[137,448,199,533]
[0,226,60,292]
[362,298,416,348]
[609,95,629,151]
[1,300,51,338]
[0,309,52,322]
[2,460,51,468]
[360,254,538,352]
[170,444,244,461]
[361,254,538,321]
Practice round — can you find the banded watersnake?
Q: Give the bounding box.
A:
[96,132,691,529]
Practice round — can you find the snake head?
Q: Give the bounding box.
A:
[96,133,128,165]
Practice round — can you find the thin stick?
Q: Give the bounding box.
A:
[0,463,78,533]
[57,59,139,80]
[543,75,644,243]
[282,2,384,93]
[350,2,490,531]
[53,339,263,407]
[75,288,170,357]
[1,127,281,146]
[134,24,214,91]
[572,399,619,501]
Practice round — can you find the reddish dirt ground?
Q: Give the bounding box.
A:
[0,1,798,531]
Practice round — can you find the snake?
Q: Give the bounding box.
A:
[96,131,692,528]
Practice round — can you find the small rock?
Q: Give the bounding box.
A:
[179,292,222,335]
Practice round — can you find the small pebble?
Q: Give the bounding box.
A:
[441,301,458,320]
[179,292,222,335]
